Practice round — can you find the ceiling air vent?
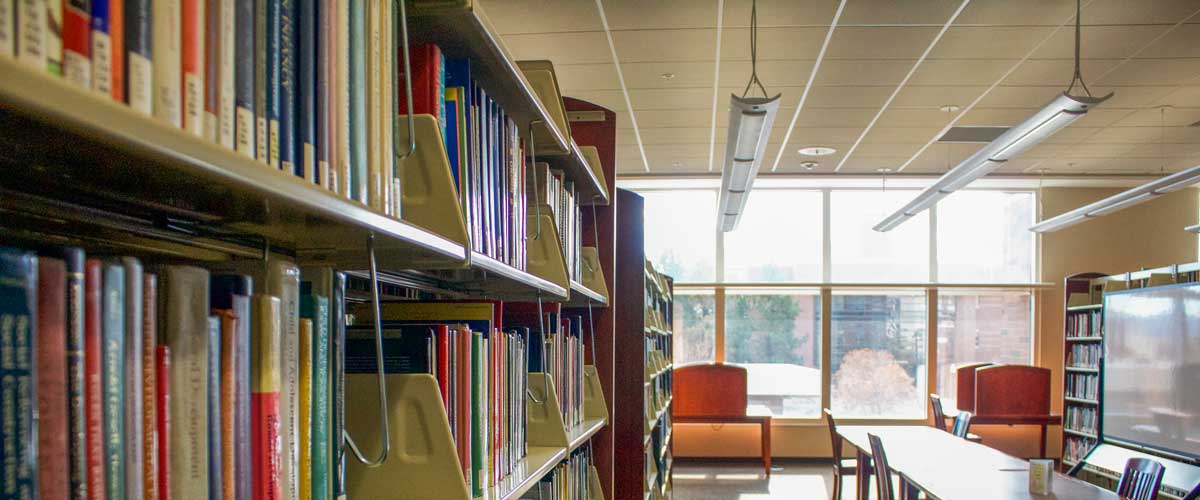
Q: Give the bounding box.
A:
[937,126,1010,143]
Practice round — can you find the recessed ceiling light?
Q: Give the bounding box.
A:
[660,72,676,80]
[671,161,682,168]
[876,168,894,174]
[798,146,836,156]
[800,161,818,171]
[939,104,961,113]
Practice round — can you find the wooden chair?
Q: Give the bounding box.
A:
[953,362,994,412]
[674,363,772,475]
[1116,458,1166,500]
[929,394,948,432]
[868,434,896,500]
[823,409,862,500]
[951,411,973,438]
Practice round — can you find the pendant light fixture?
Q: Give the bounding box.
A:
[718,0,782,232]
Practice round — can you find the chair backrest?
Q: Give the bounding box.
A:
[1116,458,1166,500]
[823,409,842,460]
[929,394,948,432]
[974,365,1051,416]
[674,362,747,418]
[954,362,994,412]
[868,434,895,500]
[951,411,973,438]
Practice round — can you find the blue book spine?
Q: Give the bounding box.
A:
[278,0,296,176]
[101,261,126,500]
[314,0,329,188]
[266,0,281,168]
[235,0,255,157]
[444,58,471,195]
[254,0,269,163]
[330,272,346,499]
[347,0,366,204]
[58,248,88,500]
[91,0,110,93]
[206,315,222,498]
[444,93,459,188]
[296,0,315,183]
[0,248,38,500]
[124,0,153,114]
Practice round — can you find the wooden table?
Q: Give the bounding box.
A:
[838,426,1117,500]
[942,410,1063,458]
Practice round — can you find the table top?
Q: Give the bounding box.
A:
[941,409,1063,425]
[838,426,1118,500]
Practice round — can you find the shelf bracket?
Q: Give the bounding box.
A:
[343,232,391,468]
[393,0,416,163]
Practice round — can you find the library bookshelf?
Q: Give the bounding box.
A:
[1061,272,1108,468]
[0,0,615,498]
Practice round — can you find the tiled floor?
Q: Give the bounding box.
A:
[671,459,857,499]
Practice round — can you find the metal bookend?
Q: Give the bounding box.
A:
[395,114,470,250]
[526,372,570,448]
[393,0,416,163]
[344,232,391,468]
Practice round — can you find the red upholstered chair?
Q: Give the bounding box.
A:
[953,362,994,412]
[973,365,1051,416]
[674,363,772,475]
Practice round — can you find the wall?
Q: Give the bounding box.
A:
[674,187,1199,459]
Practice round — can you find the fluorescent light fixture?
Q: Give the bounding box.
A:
[873,91,1111,232]
[1186,224,1200,233]
[1030,164,1200,232]
[719,93,782,231]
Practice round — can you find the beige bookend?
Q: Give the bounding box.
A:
[526,372,570,448]
[1147,272,1175,287]
[1065,292,1093,308]
[516,60,571,154]
[345,373,471,500]
[583,365,608,421]
[397,114,470,250]
[578,146,610,203]
[526,206,570,291]
[1102,278,1129,294]
[588,465,606,500]
[580,247,609,302]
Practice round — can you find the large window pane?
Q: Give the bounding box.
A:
[724,190,823,282]
[724,289,821,418]
[936,291,1033,409]
[937,191,1035,283]
[673,289,716,365]
[831,291,927,418]
[830,191,930,282]
[641,190,717,282]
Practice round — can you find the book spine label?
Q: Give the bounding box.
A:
[124,0,152,115]
[152,0,181,127]
[181,0,203,135]
[38,258,70,500]
[62,250,88,500]
[347,0,364,204]
[107,0,121,100]
[141,274,158,500]
[0,250,37,500]
[297,318,313,500]
[122,258,144,500]
[18,0,46,68]
[155,345,170,500]
[233,0,253,157]
[101,262,126,500]
[89,0,110,95]
[0,0,12,56]
[62,0,89,87]
[202,0,218,141]
[46,0,64,74]
[265,0,279,168]
[278,0,294,176]
[251,295,281,500]
[217,0,233,148]
[84,259,106,500]
[207,315,223,498]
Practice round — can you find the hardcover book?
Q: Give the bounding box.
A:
[211,274,253,500]
[161,265,211,500]
[141,273,159,500]
[38,257,70,500]
[277,0,295,176]
[90,0,111,95]
[152,0,181,127]
[251,294,282,500]
[202,0,218,141]
[0,249,38,500]
[18,0,47,68]
[124,0,151,114]
[206,314,223,498]
[330,272,346,500]
[217,0,233,148]
[234,0,253,156]
[100,260,126,500]
[297,317,313,500]
[122,256,144,500]
[62,0,90,88]
[46,0,64,74]
[154,344,170,500]
[181,0,204,135]
[55,248,89,500]
[300,285,330,499]
[296,0,314,182]
[346,0,364,203]
[84,258,106,500]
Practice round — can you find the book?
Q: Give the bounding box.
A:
[266,0,280,168]
[253,0,266,163]
[211,274,252,500]
[315,0,329,189]
[250,294,282,500]
[213,309,238,499]
[363,0,379,211]
[100,260,126,500]
[90,0,111,96]
[122,256,144,500]
[84,258,106,500]
[18,0,47,68]
[300,284,330,499]
[38,256,70,500]
[206,314,223,497]
[46,0,63,74]
[297,317,313,500]
[278,0,294,176]
[0,249,38,500]
[108,0,122,100]
[397,43,442,118]
[161,265,211,500]
[296,0,313,182]
[333,0,349,197]
[152,0,181,127]
[346,0,364,203]
[233,0,253,156]
[141,273,159,500]
[202,0,218,141]
[62,0,89,87]
[217,0,233,148]
[330,272,346,500]
[0,0,12,56]
[181,0,203,135]
[124,0,151,114]
[378,0,393,215]
[154,344,170,500]
[51,248,88,500]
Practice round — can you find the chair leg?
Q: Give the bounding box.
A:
[831,470,841,500]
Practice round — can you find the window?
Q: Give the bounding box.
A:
[723,190,823,282]
[641,190,717,282]
[831,291,928,418]
[673,289,716,366]
[724,289,821,418]
[937,191,1035,283]
[936,291,1033,408]
[830,191,930,283]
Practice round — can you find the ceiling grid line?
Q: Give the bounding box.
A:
[832,0,972,173]
[706,0,726,173]
[594,0,651,172]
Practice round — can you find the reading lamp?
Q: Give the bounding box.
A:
[1029,164,1200,233]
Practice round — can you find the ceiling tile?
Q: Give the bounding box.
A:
[482,0,602,34]
[908,59,1015,86]
[625,109,714,128]
[503,32,612,65]
[611,29,717,63]
[839,0,963,26]
[1095,58,1200,86]
[1030,25,1175,60]
[1082,126,1200,145]
[953,0,1076,27]
[1113,107,1200,127]
[814,59,916,86]
[721,27,827,61]
[722,0,839,28]
[601,0,718,30]
[875,108,961,128]
[625,127,711,145]
[803,85,893,109]
[795,107,881,128]
[1001,59,1121,86]
[554,63,622,91]
[827,26,942,60]
[1138,23,1200,58]
[892,85,989,108]
[627,87,713,110]
[1119,142,1200,159]
[622,61,715,89]
[720,60,815,87]
[1154,86,1200,107]
[929,26,1057,60]
[1082,0,1200,25]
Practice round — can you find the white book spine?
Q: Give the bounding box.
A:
[90,26,110,96]
[277,265,301,500]
[17,0,45,68]
[217,0,233,149]
[0,0,14,56]
[335,0,350,198]
[127,51,153,115]
[153,0,182,127]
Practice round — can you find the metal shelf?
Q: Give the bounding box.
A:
[567,279,609,307]
[1065,336,1103,342]
[425,251,569,300]
[567,417,608,452]
[486,446,566,500]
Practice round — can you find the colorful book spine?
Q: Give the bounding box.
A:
[301,292,330,499]
[56,248,88,500]
[38,257,70,500]
[152,0,181,127]
[315,0,330,190]
[253,0,267,163]
[154,345,170,500]
[233,0,253,156]
[206,315,223,498]
[296,0,313,182]
[108,0,122,99]
[277,0,295,176]
[202,0,218,141]
[141,273,158,500]
[0,249,37,500]
[181,0,203,135]
[122,256,144,500]
[347,0,364,204]
[297,317,313,500]
[62,0,89,87]
[211,274,253,500]
[265,0,279,168]
[100,260,126,500]
[217,0,233,148]
[18,0,46,68]
[333,0,349,198]
[124,0,152,115]
[330,272,346,500]
[214,309,237,500]
[89,0,110,95]
[162,265,211,500]
[84,259,106,500]
[251,294,282,500]
[46,0,64,74]
[363,0,379,211]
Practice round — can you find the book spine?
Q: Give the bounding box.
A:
[46,0,63,74]
[108,0,121,99]
[18,0,46,68]
[38,257,69,500]
[330,273,346,500]
[206,315,223,498]
[217,0,233,148]
[315,0,329,190]
[163,266,211,500]
[347,0,364,204]
[379,0,393,216]
[154,345,170,500]
[59,249,88,500]
[216,309,237,500]
[333,0,348,198]
[253,0,266,163]
[363,0,379,211]
[277,0,294,176]
[181,0,203,135]
[89,0,109,95]
[0,250,37,500]
[233,294,253,500]
[152,0,180,127]
[310,295,330,500]
[233,0,253,156]
[0,0,12,56]
[122,257,144,500]
[62,0,89,87]
[471,331,484,497]
[100,261,126,500]
[124,0,151,114]
[84,259,106,500]
[141,273,158,500]
[296,0,313,183]
[251,294,281,500]
[265,0,279,168]
[202,0,217,141]
[297,318,313,500]
[276,262,301,500]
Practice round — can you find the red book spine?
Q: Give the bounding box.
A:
[84,259,106,500]
[38,258,70,500]
[436,324,449,409]
[109,0,123,100]
[155,345,171,500]
[142,274,159,500]
[62,0,91,88]
[180,0,204,135]
[396,43,440,116]
[252,391,280,500]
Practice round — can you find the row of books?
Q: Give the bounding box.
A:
[1063,435,1097,464]
[1065,406,1098,435]
[1066,373,1100,400]
[1066,310,1103,337]
[513,304,588,430]
[1066,343,1102,369]
[519,445,596,500]
[0,246,348,500]
[529,162,583,282]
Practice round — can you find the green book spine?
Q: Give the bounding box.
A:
[347,0,365,203]
[302,294,330,499]
[101,261,126,500]
[471,331,484,497]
